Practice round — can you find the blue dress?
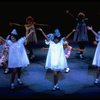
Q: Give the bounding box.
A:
[73,19,88,42]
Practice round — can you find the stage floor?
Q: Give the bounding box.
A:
[0,41,100,99]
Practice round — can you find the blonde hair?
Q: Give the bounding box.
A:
[64,41,68,45]
[78,12,85,18]
[26,16,34,23]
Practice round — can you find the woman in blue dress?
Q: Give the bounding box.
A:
[74,12,88,59]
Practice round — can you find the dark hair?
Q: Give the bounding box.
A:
[53,36,61,41]
[10,25,26,38]
[9,34,19,41]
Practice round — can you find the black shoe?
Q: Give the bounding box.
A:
[10,83,15,90]
[94,79,99,84]
[65,68,70,73]
[30,55,35,59]
[17,79,23,85]
[79,54,83,59]
[52,85,60,91]
[4,69,9,74]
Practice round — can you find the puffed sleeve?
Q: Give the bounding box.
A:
[18,37,26,44]
[6,40,12,46]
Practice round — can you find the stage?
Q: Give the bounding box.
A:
[0,40,100,99]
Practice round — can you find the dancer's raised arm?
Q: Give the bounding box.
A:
[0,36,6,43]
[26,30,34,39]
[9,22,23,27]
[65,29,76,39]
[37,28,49,41]
[87,26,99,37]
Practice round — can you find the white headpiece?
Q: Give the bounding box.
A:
[11,29,18,35]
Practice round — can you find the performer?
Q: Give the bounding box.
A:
[63,40,84,72]
[0,27,33,89]
[87,26,100,84]
[38,28,74,91]
[0,40,9,74]
[74,12,88,59]
[9,16,48,60]
[66,11,88,59]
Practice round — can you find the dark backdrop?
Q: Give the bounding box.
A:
[0,1,100,41]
